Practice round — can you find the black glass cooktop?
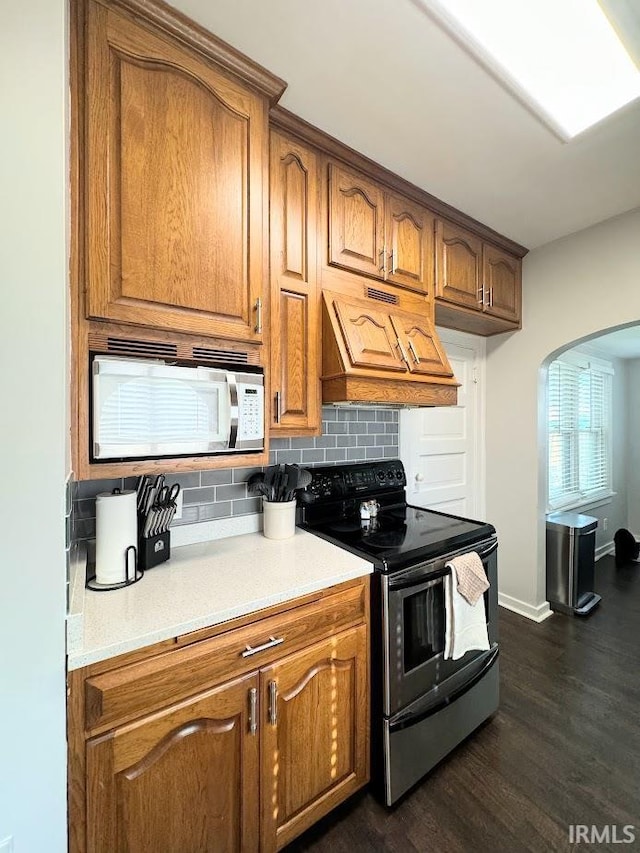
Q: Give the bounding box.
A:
[300,503,495,571]
[297,460,496,571]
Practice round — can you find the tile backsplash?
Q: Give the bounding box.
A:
[72,406,399,541]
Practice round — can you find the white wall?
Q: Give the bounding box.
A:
[0,2,68,851]
[486,208,640,617]
[627,359,640,536]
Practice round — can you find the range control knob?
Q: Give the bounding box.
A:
[376,470,386,482]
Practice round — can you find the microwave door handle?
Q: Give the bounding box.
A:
[228,374,239,449]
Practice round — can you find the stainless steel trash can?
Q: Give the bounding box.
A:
[546,512,601,616]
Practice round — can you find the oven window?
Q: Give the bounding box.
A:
[403,582,445,673]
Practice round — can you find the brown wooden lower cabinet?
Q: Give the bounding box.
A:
[86,674,261,853]
[69,577,370,853]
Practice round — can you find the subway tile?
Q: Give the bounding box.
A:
[348,422,367,434]
[385,422,398,434]
[357,409,377,421]
[384,447,399,458]
[77,478,122,499]
[392,411,399,422]
[198,502,232,521]
[375,433,389,446]
[74,517,96,540]
[314,435,336,449]
[171,505,200,526]
[302,449,325,464]
[336,435,357,448]
[376,410,392,422]
[270,437,291,450]
[367,422,386,434]
[268,451,277,466]
[366,447,384,459]
[167,472,201,489]
[325,448,347,462]
[232,497,262,516]
[74,499,96,520]
[387,433,399,446]
[291,437,316,449]
[321,406,338,421]
[233,466,263,484]
[201,469,233,486]
[338,409,357,421]
[275,450,303,464]
[327,422,348,434]
[216,484,247,502]
[183,487,217,504]
[356,435,376,447]
[347,448,366,460]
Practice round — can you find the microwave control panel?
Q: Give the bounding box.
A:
[236,380,265,445]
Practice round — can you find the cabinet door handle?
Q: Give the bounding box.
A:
[274,391,282,424]
[268,680,278,725]
[241,635,284,658]
[378,249,386,275]
[249,687,258,735]
[395,338,409,366]
[407,340,420,365]
[389,249,397,275]
[255,297,263,334]
[489,287,494,307]
[476,285,484,305]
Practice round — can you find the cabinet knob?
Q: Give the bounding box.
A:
[415,473,424,482]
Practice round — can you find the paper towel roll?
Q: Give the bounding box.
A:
[95,489,137,585]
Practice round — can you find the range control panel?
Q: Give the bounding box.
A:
[301,460,406,504]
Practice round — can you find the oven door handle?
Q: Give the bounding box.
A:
[388,567,449,592]
[388,645,499,733]
[476,539,498,560]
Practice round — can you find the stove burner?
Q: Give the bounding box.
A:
[362,525,408,548]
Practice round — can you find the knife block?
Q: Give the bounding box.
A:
[139,530,171,571]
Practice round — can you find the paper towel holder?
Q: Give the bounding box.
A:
[86,544,144,592]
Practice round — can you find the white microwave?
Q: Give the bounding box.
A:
[91,355,264,461]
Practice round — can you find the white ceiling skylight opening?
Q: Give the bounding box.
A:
[420,0,640,140]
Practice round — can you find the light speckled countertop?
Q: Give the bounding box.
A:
[67,529,373,670]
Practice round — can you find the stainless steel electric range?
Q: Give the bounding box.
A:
[298,459,499,806]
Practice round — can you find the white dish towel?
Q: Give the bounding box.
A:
[444,553,490,661]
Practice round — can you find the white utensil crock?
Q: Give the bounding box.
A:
[262,498,296,540]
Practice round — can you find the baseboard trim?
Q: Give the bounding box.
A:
[595,541,614,561]
[498,592,553,623]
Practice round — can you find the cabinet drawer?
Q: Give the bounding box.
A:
[84,580,367,733]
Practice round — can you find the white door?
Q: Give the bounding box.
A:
[399,329,485,517]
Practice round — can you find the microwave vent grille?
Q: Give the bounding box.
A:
[366,287,398,305]
[192,347,251,365]
[105,336,178,359]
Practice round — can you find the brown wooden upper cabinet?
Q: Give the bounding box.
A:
[332,295,453,378]
[436,219,521,325]
[84,0,268,342]
[328,163,434,295]
[269,131,320,434]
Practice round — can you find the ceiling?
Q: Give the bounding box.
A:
[171,0,640,249]
[582,325,640,359]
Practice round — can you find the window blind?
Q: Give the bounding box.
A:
[548,357,612,509]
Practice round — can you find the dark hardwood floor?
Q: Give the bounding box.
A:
[287,556,640,852]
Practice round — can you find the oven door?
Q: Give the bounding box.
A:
[382,537,498,716]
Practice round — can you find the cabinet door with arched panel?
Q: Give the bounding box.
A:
[328,163,385,279]
[259,626,368,853]
[435,219,483,311]
[391,312,454,377]
[385,194,435,294]
[333,297,408,372]
[482,243,521,323]
[86,674,260,853]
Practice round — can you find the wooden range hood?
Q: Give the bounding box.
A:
[321,292,459,407]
